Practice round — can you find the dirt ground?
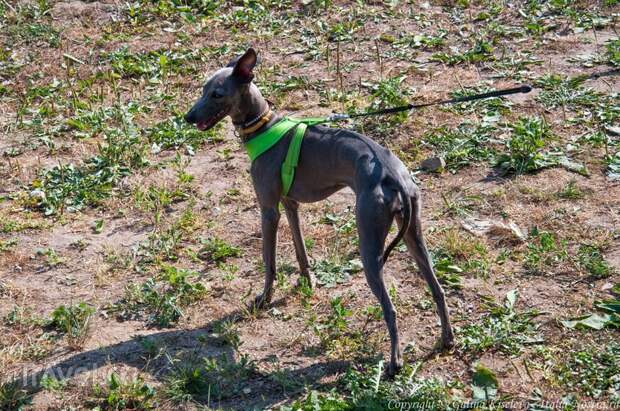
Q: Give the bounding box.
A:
[1,0,619,410]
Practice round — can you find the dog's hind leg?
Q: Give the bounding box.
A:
[254,206,280,309]
[282,198,313,288]
[398,193,454,349]
[356,190,402,376]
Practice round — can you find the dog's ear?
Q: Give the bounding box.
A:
[230,48,257,83]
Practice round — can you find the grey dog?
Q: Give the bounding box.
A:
[185,48,454,376]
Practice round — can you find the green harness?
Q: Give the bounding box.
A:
[243,117,328,196]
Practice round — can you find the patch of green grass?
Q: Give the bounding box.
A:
[433,258,464,290]
[431,228,491,278]
[357,75,411,133]
[137,227,183,264]
[309,296,377,359]
[31,104,149,215]
[0,381,31,410]
[558,343,620,401]
[104,46,205,80]
[0,238,17,252]
[431,39,494,65]
[49,302,96,342]
[556,179,585,200]
[607,151,620,181]
[606,38,620,67]
[312,258,363,288]
[448,86,512,119]
[0,217,47,233]
[162,364,210,403]
[40,374,67,392]
[211,319,242,351]
[440,189,482,217]
[9,22,60,47]
[133,184,189,225]
[495,117,554,175]
[458,291,542,356]
[535,74,602,110]
[282,361,459,411]
[424,123,497,171]
[577,244,614,278]
[164,354,257,403]
[112,265,206,327]
[198,237,241,264]
[35,246,63,267]
[524,227,568,275]
[91,372,156,410]
[395,31,447,50]
[5,306,46,329]
[138,0,220,18]
[147,116,224,153]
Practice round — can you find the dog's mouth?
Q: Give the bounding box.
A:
[196,109,227,131]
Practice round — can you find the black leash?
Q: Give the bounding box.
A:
[326,85,532,121]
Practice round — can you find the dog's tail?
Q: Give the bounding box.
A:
[382,181,412,266]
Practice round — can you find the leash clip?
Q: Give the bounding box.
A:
[327,113,350,122]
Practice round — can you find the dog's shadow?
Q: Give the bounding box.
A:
[12,306,351,410]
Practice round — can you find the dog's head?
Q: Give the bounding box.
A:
[184,48,258,131]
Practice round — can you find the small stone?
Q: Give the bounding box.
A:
[461,218,526,244]
[421,156,446,172]
[604,125,620,136]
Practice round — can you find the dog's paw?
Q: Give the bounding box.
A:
[250,293,270,310]
[386,359,403,379]
[439,332,455,352]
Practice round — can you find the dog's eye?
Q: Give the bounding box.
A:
[212,90,223,99]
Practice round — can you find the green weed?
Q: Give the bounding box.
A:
[282,361,458,410]
[147,116,224,154]
[31,104,148,215]
[309,296,376,359]
[135,222,186,265]
[535,74,602,110]
[358,75,411,133]
[459,291,542,356]
[49,302,96,342]
[556,179,585,199]
[448,86,512,118]
[395,31,447,50]
[104,46,204,80]
[8,22,60,47]
[606,38,620,67]
[198,237,241,264]
[577,244,614,279]
[312,258,363,288]
[40,374,67,392]
[0,238,17,252]
[163,364,210,403]
[91,372,156,410]
[424,123,497,171]
[495,117,554,175]
[112,265,206,327]
[212,320,242,351]
[524,228,568,275]
[431,228,491,278]
[164,354,257,402]
[558,343,620,401]
[431,39,494,65]
[0,381,31,410]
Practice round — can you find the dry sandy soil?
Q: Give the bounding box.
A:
[0,0,619,410]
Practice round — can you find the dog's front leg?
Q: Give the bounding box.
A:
[254,206,280,309]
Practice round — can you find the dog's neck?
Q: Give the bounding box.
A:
[230,84,276,138]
